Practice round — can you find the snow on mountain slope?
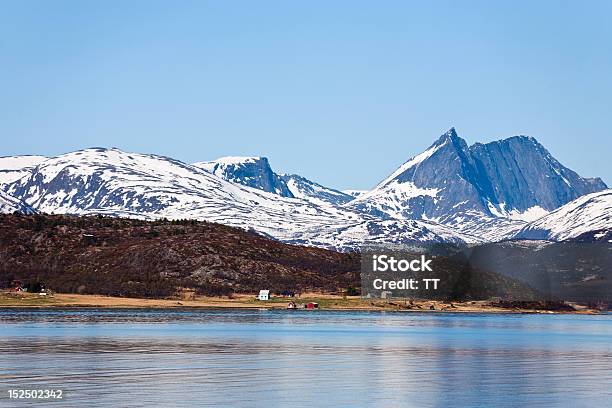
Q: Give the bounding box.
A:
[427,210,527,242]
[350,128,493,223]
[0,155,47,185]
[193,156,294,197]
[348,128,606,239]
[280,174,354,206]
[0,190,35,214]
[6,148,472,249]
[288,218,478,250]
[568,229,612,243]
[5,134,607,247]
[194,156,355,206]
[512,189,612,241]
[343,190,368,199]
[7,148,316,219]
[348,129,525,239]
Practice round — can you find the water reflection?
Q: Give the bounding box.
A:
[1,309,611,407]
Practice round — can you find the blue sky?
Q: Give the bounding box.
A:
[1,0,610,190]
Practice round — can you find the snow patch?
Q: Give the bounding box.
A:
[377,142,445,188]
[488,202,549,222]
[0,155,47,170]
[515,190,612,240]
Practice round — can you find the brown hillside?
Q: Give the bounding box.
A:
[0,214,360,298]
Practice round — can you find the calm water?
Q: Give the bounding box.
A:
[1,309,611,407]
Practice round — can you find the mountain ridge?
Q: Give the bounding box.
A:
[1,129,608,248]
[349,128,607,239]
[2,147,473,250]
[194,156,355,206]
[193,156,295,198]
[512,189,612,241]
[0,155,48,185]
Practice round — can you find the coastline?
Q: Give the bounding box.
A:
[0,292,600,314]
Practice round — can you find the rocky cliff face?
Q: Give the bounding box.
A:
[193,157,294,197]
[469,136,606,218]
[194,156,355,206]
[349,129,504,227]
[349,128,607,238]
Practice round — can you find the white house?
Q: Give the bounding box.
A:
[257,290,270,301]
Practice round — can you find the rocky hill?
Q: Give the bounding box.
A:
[0,214,360,298]
[3,214,606,302]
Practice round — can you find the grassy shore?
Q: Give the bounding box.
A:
[0,291,600,314]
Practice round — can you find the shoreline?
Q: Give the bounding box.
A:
[0,292,601,314]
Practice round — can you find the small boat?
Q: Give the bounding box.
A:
[287,301,297,309]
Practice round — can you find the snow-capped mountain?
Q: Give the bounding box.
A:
[349,128,607,239]
[469,135,606,218]
[2,129,608,248]
[0,190,34,214]
[0,155,47,185]
[280,174,354,206]
[6,148,315,221]
[4,147,472,249]
[512,189,612,241]
[194,156,355,206]
[193,156,294,197]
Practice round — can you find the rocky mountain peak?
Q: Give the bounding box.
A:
[350,128,608,238]
[193,156,294,197]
